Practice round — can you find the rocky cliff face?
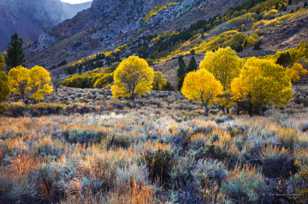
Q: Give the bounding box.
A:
[27,0,245,67]
[0,0,91,50]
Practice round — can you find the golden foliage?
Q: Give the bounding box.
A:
[286,63,308,83]
[200,47,242,90]
[8,65,31,100]
[143,2,177,22]
[112,56,154,98]
[29,65,53,101]
[8,154,40,177]
[231,58,293,108]
[30,66,53,101]
[153,71,168,90]
[181,69,223,112]
[8,65,53,102]
[0,71,9,102]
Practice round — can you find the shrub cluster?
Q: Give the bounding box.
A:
[61,67,114,88]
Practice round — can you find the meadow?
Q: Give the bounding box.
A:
[0,105,307,204]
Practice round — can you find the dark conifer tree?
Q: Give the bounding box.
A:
[6,33,25,69]
[186,51,198,72]
[177,56,186,90]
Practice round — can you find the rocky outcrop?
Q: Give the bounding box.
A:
[0,0,91,50]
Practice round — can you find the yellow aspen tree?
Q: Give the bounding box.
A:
[8,66,31,102]
[112,56,154,99]
[29,65,54,102]
[181,69,223,115]
[231,57,293,114]
[199,47,242,90]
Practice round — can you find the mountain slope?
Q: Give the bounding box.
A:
[0,0,91,50]
[27,0,245,67]
[26,0,308,91]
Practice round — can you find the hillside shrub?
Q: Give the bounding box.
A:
[62,67,113,88]
[194,30,260,54]
[153,71,168,90]
[93,73,114,88]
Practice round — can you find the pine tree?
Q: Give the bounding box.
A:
[276,52,292,67]
[6,33,25,69]
[177,56,186,89]
[187,52,198,73]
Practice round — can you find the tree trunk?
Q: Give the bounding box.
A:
[203,104,209,116]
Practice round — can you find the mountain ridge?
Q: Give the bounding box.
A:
[0,0,91,50]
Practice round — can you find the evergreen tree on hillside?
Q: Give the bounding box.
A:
[6,33,25,70]
[177,56,187,90]
[276,52,292,67]
[187,51,198,73]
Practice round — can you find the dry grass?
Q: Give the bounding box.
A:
[0,109,307,203]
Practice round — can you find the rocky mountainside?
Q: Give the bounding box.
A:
[0,0,91,50]
[27,0,245,67]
